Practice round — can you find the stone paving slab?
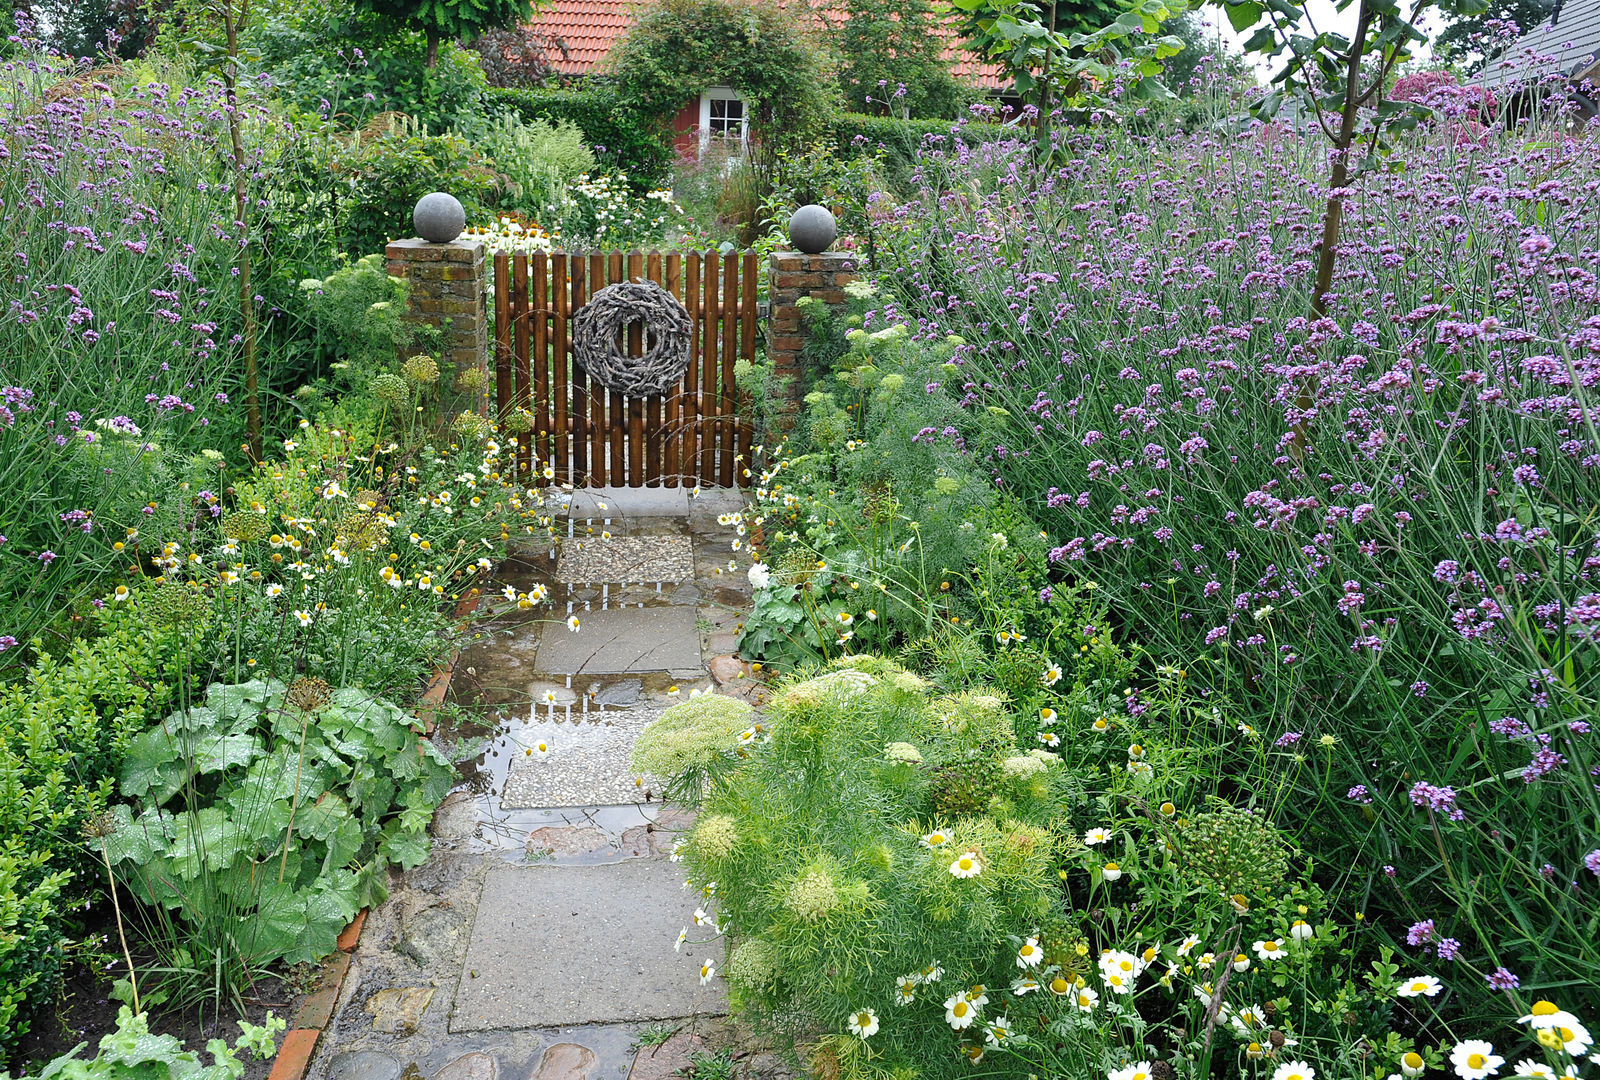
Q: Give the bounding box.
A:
[566,487,691,519]
[535,608,703,676]
[556,536,694,585]
[451,859,725,1031]
[502,709,664,809]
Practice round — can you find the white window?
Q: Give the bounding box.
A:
[699,86,749,154]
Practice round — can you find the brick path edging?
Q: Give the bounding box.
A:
[268,588,482,1080]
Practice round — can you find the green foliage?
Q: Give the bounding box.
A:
[487,84,674,184]
[254,18,492,132]
[336,121,500,257]
[608,0,839,169]
[100,679,456,976]
[352,0,534,65]
[631,694,756,806]
[291,254,432,392]
[476,113,596,218]
[818,0,980,118]
[0,608,194,1061]
[827,113,1009,196]
[4,1005,284,1080]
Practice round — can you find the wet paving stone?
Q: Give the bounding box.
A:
[450,860,725,1030]
[534,608,703,676]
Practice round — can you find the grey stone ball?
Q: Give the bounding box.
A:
[788,204,837,254]
[413,192,466,244]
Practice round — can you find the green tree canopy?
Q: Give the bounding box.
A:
[608,0,838,165]
[353,0,535,66]
[818,0,978,118]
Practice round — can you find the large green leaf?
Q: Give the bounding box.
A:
[167,806,248,879]
[191,731,262,777]
[379,820,432,870]
[120,728,189,803]
[97,804,177,866]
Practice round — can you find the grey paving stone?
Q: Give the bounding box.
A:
[501,708,664,809]
[450,860,724,1030]
[535,608,702,675]
[567,487,690,518]
[556,536,694,584]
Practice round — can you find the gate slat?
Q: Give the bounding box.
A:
[739,250,757,480]
[682,254,701,488]
[664,252,682,488]
[493,252,512,444]
[645,251,663,486]
[699,252,718,487]
[608,251,626,487]
[512,256,531,478]
[592,251,608,483]
[720,251,738,487]
[567,255,586,486]
[530,252,548,475]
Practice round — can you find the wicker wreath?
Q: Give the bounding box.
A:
[571,280,694,397]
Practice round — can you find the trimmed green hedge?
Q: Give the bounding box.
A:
[830,112,1014,191]
[486,84,675,185]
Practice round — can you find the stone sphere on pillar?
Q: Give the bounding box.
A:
[788,204,837,254]
[414,192,466,244]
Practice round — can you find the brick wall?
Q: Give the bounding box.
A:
[766,251,857,430]
[385,237,490,414]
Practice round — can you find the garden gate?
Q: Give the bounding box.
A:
[492,250,757,488]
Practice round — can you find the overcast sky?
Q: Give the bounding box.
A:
[1191,0,1445,79]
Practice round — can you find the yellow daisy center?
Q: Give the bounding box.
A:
[1531,1001,1559,1016]
[952,1002,968,1017]
[1469,1054,1487,1068]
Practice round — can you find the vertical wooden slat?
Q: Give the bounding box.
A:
[591,252,609,486]
[720,251,738,487]
[493,253,511,433]
[567,254,586,486]
[739,250,757,479]
[512,256,531,478]
[681,253,700,489]
[627,251,645,487]
[699,252,718,487]
[608,251,626,484]
[644,251,663,486]
[549,254,566,483]
[664,252,682,488]
[530,252,547,475]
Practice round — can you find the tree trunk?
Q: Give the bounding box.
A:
[426,28,440,68]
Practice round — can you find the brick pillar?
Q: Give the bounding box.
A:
[385,237,490,415]
[766,251,858,432]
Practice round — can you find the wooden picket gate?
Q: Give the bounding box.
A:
[492,250,757,488]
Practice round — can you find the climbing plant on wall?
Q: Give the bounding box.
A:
[608,0,838,169]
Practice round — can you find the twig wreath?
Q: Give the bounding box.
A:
[571,280,694,397]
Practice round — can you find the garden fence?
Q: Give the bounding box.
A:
[492,250,758,488]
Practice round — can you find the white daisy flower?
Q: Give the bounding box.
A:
[948,851,982,878]
[1451,1042,1503,1080]
[847,1008,878,1039]
[1016,937,1043,968]
[943,992,978,1030]
[1396,975,1443,998]
[1084,827,1113,846]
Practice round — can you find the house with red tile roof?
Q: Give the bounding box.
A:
[519,0,1008,152]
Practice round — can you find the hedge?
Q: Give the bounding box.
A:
[830,112,1014,191]
[486,84,675,185]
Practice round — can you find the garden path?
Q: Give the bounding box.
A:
[304,487,776,1080]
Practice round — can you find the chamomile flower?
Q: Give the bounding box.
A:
[1233,954,1251,972]
[1098,950,1139,994]
[918,962,944,983]
[1451,1041,1504,1080]
[1397,975,1443,998]
[1253,938,1287,961]
[984,1016,1015,1048]
[567,615,581,631]
[1290,920,1314,941]
[699,958,716,985]
[1043,664,1063,686]
[1075,985,1100,1012]
[294,609,313,627]
[1040,707,1058,724]
[1084,828,1113,846]
[533,739,550,759]
[1177,934,1200,956]
[847,1008,878,1039]
[1016,937,1043,968]
[1011,975,1040,996]
[894,976,917,1004]
[1038,730,1061,748]
[674,927,687,952]
[1401,1053,1427,1077]
[1512,1063,1555,1079]
[1108,1062,1154,1080]
[112,585,130,602]
[1537,1020,1592,1057]
[944,992,978,1030]
[1101,862,1123,882]
[692,907,712,927]
[920,830,950,848]
[265,583,283,598]
[1271,1063,1315,1080]
[949,852,982,878]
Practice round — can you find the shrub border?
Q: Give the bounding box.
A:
[268,589,483,1080]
